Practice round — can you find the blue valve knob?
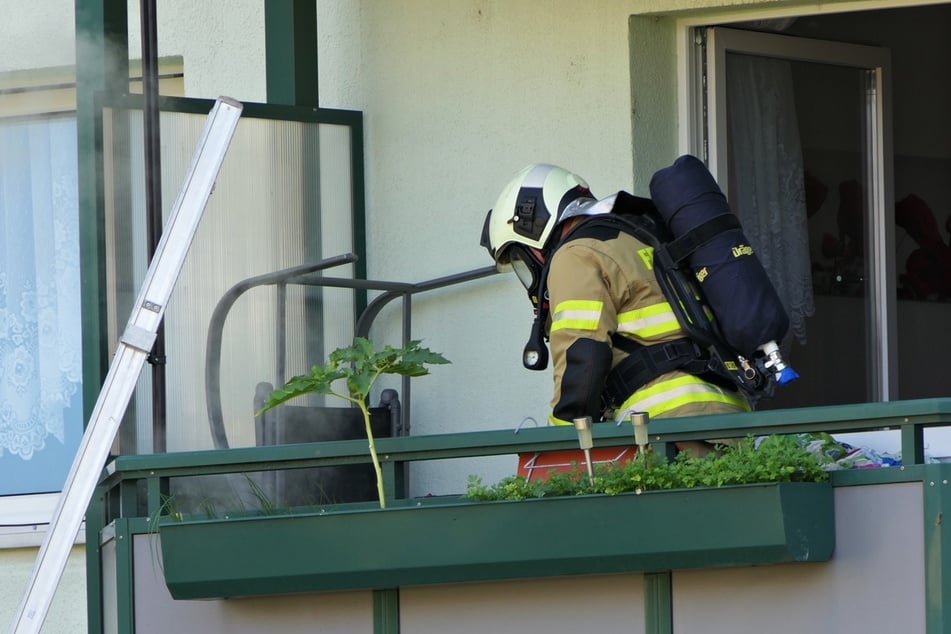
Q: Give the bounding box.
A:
[776,366,799,385]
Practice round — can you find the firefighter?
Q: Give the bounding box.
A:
[480,164,749,445]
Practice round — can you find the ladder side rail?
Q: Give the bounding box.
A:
[9,96,243,634]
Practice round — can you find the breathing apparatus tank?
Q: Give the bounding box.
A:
[648,155,799,386]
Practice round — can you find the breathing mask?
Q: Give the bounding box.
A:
[502,244,551,371]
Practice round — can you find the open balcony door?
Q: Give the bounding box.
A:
[699,26,894,409]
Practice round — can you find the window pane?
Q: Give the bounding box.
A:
[0,116,83,494]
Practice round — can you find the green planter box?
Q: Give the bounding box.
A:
[159,481,834,600]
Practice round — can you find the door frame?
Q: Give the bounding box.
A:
[688,25,896,401]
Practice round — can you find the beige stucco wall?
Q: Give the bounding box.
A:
[126,1,267,102]
[0,546,87,633]
[0,0,76,72]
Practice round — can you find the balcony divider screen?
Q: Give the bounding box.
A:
[101,96,364,456]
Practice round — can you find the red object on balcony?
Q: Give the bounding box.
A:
[517,447,637,482]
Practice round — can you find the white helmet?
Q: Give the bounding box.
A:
[480,164,597,371]
[481,163,595,266]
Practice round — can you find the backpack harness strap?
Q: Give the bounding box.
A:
[557,206,744,410]
[665,213,741,263]
[601,335,714,410]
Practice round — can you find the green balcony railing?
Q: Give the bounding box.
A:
[96,397,950,523]
[87,397,951,633]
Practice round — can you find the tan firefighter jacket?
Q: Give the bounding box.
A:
[546,219,749,426]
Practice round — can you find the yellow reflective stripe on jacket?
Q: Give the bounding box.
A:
[616,302,680,338]
[550,299,603,332]
[616,374,749,420]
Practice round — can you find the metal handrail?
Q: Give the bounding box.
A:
[205,254,498,448]
[205,254,357,449]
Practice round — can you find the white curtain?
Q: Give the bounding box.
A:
[726,54,814,345]
[0,116,83,494]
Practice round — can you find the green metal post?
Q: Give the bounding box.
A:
[85,487,108,634]
[644,571,673,634]
[902,422,924,465]
[349,112,369,312]
[111,519,136,634]
[381,460,401,503]
[76,0,129,421]
[76,6,129,631]
[373,588,400,634]
[923,463,951,633]
[264,0,318,107]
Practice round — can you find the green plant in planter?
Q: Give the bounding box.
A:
[466,434,830,502]
[257,337,449,508]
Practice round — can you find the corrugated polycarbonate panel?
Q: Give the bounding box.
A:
[106,106,357,453]
[317,123,354,363]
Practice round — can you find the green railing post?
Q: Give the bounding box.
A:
[645,571,673,634]
[107,519,136,634]
[902,422,925,465]
[923,463,951,633]
[85,487,108,634]
[373,588,400,634]
[381,460,402,504]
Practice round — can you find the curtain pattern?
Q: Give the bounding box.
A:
[0,116,82,494]
[726,54,815,345]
